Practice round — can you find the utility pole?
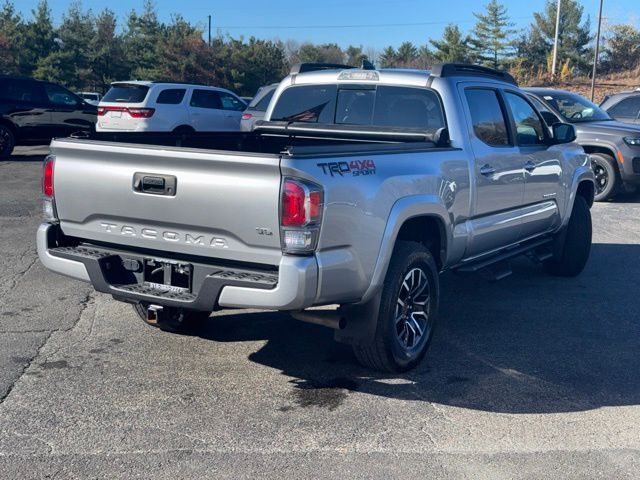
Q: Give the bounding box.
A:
[208,15,212,47]
[590,0,604,101]
[551,0,562,77]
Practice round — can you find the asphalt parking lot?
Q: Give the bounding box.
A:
[1,146,640,479]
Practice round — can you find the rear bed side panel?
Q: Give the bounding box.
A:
[50,139,283,266]
[281,146,471,305]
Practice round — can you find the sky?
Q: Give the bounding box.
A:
[12,0,640,50]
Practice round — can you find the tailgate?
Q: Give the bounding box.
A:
[51,139,283,266]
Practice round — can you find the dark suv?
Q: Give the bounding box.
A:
[600,89,640,125]
[524,88,640,201]
[0,76,97,159]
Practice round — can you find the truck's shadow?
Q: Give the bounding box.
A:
[189,242,640,414]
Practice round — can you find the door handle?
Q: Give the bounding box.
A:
[480,164,496,176]
[524,161,536,172]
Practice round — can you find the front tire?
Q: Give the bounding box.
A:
[543,195,592,277]
[0,124,16,159]
[591,153,619,201]
[133,302,210,333]
[352,241,439,372]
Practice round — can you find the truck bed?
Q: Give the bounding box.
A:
[79,122,448,157]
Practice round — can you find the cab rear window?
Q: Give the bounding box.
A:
[270,84,445,131]
[103,84,150,103]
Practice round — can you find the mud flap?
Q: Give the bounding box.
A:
[333,291,382,346]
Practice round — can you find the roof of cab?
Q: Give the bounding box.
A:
[287,62,517,88]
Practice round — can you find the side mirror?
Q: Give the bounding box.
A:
[551,122,576,144]
[540,111,559,125]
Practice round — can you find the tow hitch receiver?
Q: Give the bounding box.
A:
[146,304,163,325]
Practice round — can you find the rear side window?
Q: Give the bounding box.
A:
[608,97,640,118]
[103,84,149,103]
[465,89,509,146]
[0,79,44,103]
[271,85,337,123]
[248,88,276,112]
[219,92,246,111]
[503,92,546,145]
[156,88,186,105]
[190,90,222,109]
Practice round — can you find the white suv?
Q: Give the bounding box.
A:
[96,81,247,133]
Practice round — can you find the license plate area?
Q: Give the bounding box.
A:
[143,259,192,293]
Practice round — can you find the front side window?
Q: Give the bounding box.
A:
[465,89,509,146]
[608,97,640,118]
[528,95,561,126]
[504,92,546,145]
[219,92,246,111]
[44,83,78,107]
[190,89,222,109]
[156,88,186,105]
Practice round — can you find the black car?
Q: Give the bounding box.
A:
[0,76,97,159]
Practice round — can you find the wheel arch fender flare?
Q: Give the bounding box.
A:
[0,117,18,135]
[563,163,596,228]
[358,195,450,305]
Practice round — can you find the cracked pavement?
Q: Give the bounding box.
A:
[1,147,640,478]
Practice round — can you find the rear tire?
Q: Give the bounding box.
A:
[352,241,439,372]
[172,125,195,135]
[133,302,210,333]
[543,195,592,277]
[0,124,16,159]
[591,153,619,201]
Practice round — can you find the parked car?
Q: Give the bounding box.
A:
[524,88,640,201]
[38,63,594,372]
[0,75,97,159]
[240,84,278,131]
[76,91,103,106]
[96,81,247,133]
[600,89,640,125]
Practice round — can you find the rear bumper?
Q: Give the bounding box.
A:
[37,223,318,311]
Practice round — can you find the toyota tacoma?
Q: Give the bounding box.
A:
[37,63,595,372]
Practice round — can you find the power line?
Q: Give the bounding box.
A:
[213,17,534,30]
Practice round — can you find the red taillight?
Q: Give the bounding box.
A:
[281,179,323,227]
[97,106,155,118]
[309,191,321,220]
[43,156,55,198]
[280,178,323,253]
[282,180,306,226]
[127,108,155,118]
[242,113,253,120]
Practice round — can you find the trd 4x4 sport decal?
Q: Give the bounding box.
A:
[317,160,376,177]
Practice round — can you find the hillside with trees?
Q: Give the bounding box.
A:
[0,0,638,100]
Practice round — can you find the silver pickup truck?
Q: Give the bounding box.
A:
[37,63,595,372]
